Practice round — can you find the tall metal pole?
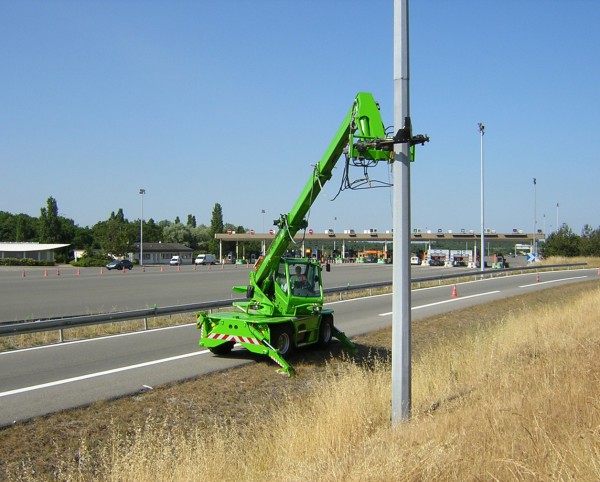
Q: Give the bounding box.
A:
[139,189,145,265]
[392,0,411,423]
[556,202,559,231]
[478,123,485,271]
[533,178,537,257]
[261,209,266,256]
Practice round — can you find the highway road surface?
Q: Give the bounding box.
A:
[0,259,529,322]
[0,267,595,427]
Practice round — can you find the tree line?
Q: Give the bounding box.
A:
[0,196,258,263]
[540,224,600,257]
[2,197,599,263]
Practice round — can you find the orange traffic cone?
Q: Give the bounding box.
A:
[100,267,104,275]
[44,269,48,277]
[56,268,60,276]
[451,284,458,298]
[536,272,540,283]
[22,270,26,278]
[77,268,80,277]
[160,266,164,272]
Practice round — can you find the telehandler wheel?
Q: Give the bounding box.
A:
[318,315,333,347]
[209,341,235,355]
[271,324,294,357]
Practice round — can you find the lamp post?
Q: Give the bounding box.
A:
[139,189,145,266]
[333,216,337,254]
[533,178,537,258]
[556,202,559,231]
[478,122,485,272]
[261,209,266,256]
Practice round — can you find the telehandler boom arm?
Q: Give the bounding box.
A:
[252,92,406,291]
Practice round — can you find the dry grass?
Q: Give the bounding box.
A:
[2,280,599,481]
[543,255,600,268]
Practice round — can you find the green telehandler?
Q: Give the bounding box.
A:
[196,92,428,375]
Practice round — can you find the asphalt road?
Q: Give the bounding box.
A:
[0,266,594,427]
[0,260,519,322]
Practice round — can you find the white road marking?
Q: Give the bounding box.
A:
[378,291,500,316]
[519,275,588,288]
[3,270,592,398]
[0,323,195,356]
[0,349,210,398]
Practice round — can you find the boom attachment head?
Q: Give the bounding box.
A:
[355,115,430,154]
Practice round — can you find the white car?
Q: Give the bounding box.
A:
[169,256,182,266]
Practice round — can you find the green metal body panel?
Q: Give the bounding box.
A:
[197,93,396,376]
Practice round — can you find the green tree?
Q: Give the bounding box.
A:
[209,203,224,255]
[163,223,193,246]
[143,218,164,243]
[540,225,581,257]
[93,209,132,256]
[39,196,61,243]
[0,212,38,241]
[72,225,94,250]
[0,212,14,240]
[193,224,211,252]
[187,214,197,228]
[580,225,600,256]
[16,214,37,241]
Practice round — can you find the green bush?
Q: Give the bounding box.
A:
[72,253,112,267]
[0,258,54,267]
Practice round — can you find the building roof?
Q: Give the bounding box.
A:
[131,242,193,252]
[0,242,70,252]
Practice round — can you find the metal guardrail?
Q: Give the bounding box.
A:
[0,263,588,339]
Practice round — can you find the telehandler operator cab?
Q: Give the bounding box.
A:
[276,260,321,298]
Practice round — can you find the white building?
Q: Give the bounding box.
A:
[0,242,70,262]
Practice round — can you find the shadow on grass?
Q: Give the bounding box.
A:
[209,339,391,375]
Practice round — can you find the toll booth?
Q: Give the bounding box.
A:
[451,249,473,267]
[427,249,449,266]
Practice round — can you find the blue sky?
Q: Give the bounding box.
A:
[1,1,598,235]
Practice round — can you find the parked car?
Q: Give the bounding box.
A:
[194,254,216,265]
[410,256,421,265]
[105,259,134,271]
[429,258,445,266]
[169,256,182,266]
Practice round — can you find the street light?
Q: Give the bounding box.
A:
[478,122,485,272]
[139,189,146,266]
[261,209,266,256]
[533,178,537,258]
[333,216,337,254]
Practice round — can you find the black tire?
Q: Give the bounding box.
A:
[318,315,333,348]
[271,324,294,357]
[209,341,235,355]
